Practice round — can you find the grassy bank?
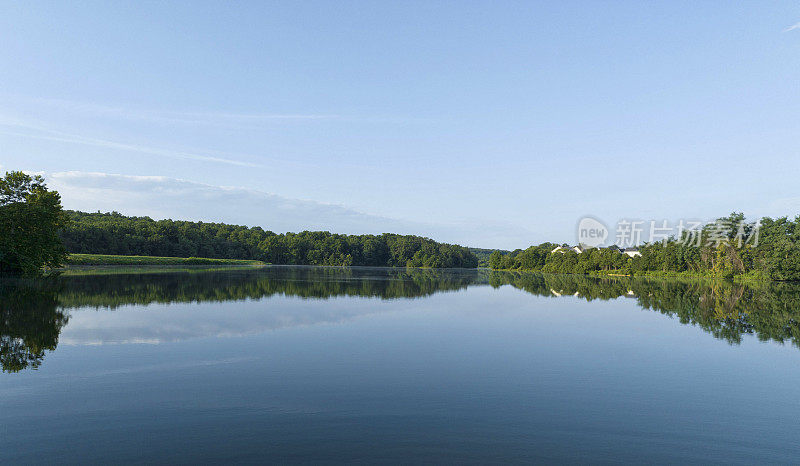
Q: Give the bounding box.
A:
[65,254,266,266]
[60,265,267,277]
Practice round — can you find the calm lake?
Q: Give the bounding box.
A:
[2,266,800,464]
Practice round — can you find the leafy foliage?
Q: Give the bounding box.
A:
[469,247,510,267]
[0,172,68,275]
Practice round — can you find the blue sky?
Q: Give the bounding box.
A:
[2,1,799,249]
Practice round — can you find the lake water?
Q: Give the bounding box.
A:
[2,266,800,464]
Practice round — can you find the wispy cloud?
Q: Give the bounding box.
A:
[45,171,536,248]
[783,21,800,32]
[60,299,395,346]
[0,115,264,168]
[48,170,417,234]
[3,95,339,129]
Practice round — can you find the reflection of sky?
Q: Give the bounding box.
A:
[6,285,800,463]
[57,284,646,346]
[59,294,407,346]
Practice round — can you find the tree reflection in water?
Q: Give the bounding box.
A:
[489,271,800,347]
[3,266,800,372]
[0,279,68,372]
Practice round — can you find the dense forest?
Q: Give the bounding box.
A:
[60,211,478,269]
[489,213,800,281]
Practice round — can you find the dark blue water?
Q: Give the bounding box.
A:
[2,267,800,464]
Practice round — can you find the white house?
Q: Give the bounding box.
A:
[623,247,641,258]
[550,245,598,254]
[551,244,632,256]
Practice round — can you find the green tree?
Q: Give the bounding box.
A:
[488,250,503,269]
[0,171,68,275]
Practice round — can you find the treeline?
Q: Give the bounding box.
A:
[489,213,800,281]
[60,211,478,268]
